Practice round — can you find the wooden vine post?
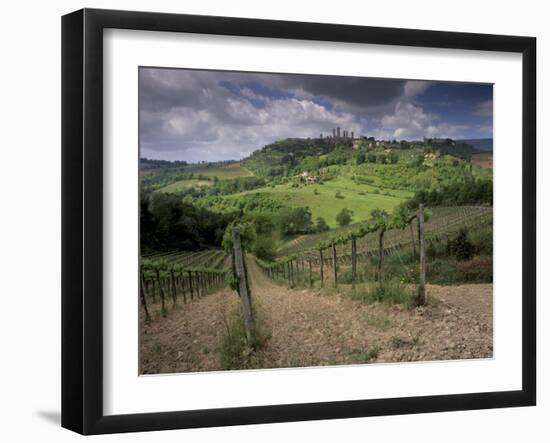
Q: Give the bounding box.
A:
[155,267,167,317]
[377,226,386,283]
[351,237,357,290]
[332,242,338,287]
[410,223,417,256]
[308,259,313,288]
[187,270,194,300]
[140,268,150,321]
[151,279,156,303]
[319,249,324,287]
[179,271,187,303]
[418,204,427,305]
[364,239,369,281]
[170,269,177,308]
[232,227,255,344]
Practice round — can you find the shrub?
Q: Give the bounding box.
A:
[335,191,344,199]
[253,235,276,261]
[219,306,270,370]
[447,228,475,260]
[315,217,330,233]
[279,206,314,235]
[348,346,380,363]
[351,280,413,305]
[388,152,399,164]
[336,208,354,226]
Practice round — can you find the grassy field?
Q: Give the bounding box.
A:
[160,179,212,192]
[223,175,412,227]
[191,162,254,179]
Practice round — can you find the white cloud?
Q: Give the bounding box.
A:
[474,99,493,118]
[372,101,467,140]
[140,69,481,161]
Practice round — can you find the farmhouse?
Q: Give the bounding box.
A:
[300,171,320,184]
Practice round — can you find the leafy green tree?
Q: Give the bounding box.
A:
[246,212,275,234]
[316,217,330,232]
[356,151,366,165]
[377,154,387,164]
[279,207,314,235]
[336,208,354,226]
[253,235,277,261]
[367,153,377,163]
[388,152,399,164]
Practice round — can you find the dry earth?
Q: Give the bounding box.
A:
[140,260,492,374]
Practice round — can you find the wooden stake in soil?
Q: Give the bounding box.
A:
[155,268,166,317]
[364,239,369,282]
[319,249,324,287]
[187,270,194,300]
[377,227,386,283]
[410,222,417,257]
[179,271,187,303]
[332,242,338,287]
[140,268,150,321]
[351,237,357,290]
[151,279,157,303]
[308,259,313,288]
[170,269,177,307]
[232,227,255,344]
[418,204,427,305]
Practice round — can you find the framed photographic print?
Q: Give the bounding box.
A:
[61,8,536,435]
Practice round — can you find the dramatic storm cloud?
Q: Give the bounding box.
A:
[139,68,493,162]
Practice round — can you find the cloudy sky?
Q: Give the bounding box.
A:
[139,67,493,162]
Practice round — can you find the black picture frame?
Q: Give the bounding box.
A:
[61,8,536,435]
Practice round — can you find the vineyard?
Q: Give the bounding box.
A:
[278,205,492,256]
[257,205,492,290]
[140,249,230,320]
[139,203,494,374]
[140,205,492,323]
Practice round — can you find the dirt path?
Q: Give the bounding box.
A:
[140,288,240,374]
[248,260,492,367]
[140,260,493,374]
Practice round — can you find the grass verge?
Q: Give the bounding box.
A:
[350,280,415,306]
[219,305,271,370]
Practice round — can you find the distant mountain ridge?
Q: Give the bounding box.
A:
[458,138,493,152]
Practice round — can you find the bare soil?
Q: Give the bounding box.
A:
[140,260,492,374]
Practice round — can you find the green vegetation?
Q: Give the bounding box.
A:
[351,280,414,305]
[365,314,391,331]
[315,217,330,233]
[160,179,212,192]
[141,136,493,292]
[210,174,412,228]
[336,208,354,226]
[219,306,270,370]
[192,162,254,180]
[347,346,380,363]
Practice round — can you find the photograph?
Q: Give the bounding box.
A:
[138,67,494,375]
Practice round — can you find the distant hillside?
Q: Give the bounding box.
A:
[458,138,493,152]
[242,137,352,177]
